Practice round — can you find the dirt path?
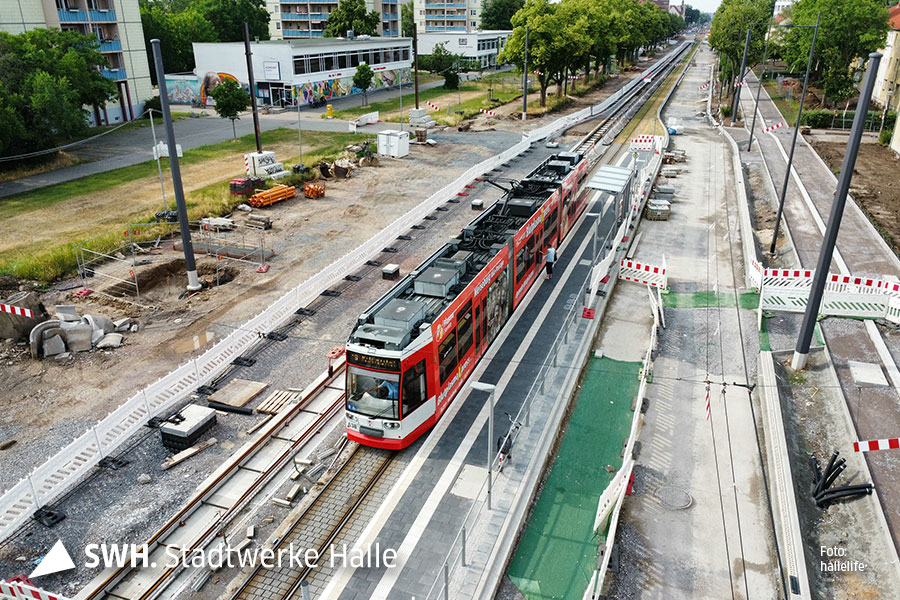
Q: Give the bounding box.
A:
[810,141,900,256]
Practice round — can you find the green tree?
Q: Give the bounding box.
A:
[324,0,380,37]
[140,1,217,84]
[209,78,249,138]
[198,0,270,42]
[353,63,375,105]
[420,42,466,89]
[481,0,524,30]
[401,2,415,37]
[668,13,685,37]
[783,0,889,102]
[708,0,770,90]
[0,28,115,158]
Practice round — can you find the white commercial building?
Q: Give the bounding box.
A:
[774,0,795,17]
[416,30,511,69]
[170,37,412,108]
[1,0,153,125]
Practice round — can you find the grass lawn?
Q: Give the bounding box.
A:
[0,128,367,282]
[762,80,800,125]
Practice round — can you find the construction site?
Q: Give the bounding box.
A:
[3,13,900,600]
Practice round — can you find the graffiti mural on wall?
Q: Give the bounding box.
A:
[165,76,202,105]
[293,68,411,104]
[168,68,411,106]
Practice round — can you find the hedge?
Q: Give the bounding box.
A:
[799,109,897,130]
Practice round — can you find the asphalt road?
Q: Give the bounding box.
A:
[0,78,452,199]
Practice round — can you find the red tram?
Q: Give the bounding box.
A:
[345,151,589,449]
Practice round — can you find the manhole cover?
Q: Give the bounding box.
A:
[656,486,693,510]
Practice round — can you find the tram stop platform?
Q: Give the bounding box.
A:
[316,178,643,599]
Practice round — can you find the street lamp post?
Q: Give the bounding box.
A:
[730,29,751,125]
[769,12,821,256]
[747,17,775,150]
[471,381,496,510]
[791,52,882,371]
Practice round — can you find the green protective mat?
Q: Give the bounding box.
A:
[661,290,760,309]
[507,357,640,600]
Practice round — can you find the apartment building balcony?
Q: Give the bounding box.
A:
[426,25,465,31]
[99,40,121,52]
[425,3,467,8]
[89,9,116,22]
[58,9,88,22]
[383,28,399,36]
[283,29,325,37]
[100,68,127,80]
[382,12,398,19]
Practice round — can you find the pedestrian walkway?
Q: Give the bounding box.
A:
[506,357,640,600]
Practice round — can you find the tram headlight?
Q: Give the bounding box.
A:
[383,421,400,429]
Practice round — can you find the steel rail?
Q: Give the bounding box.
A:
[228,447,393,600]
[83,361,348,600]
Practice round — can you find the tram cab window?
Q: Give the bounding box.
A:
[347,366,400,419]
[402,360,427,416]
[439,330,457,383]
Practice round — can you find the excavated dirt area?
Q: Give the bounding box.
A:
[810,140,900,257]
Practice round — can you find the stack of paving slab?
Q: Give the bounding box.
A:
[29,305,137,359]
[408,108,437,129]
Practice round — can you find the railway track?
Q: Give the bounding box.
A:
[571,41,691,156]
[81,362,347,600]
[230,446,394,600]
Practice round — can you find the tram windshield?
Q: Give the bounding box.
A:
[347,366,401,419]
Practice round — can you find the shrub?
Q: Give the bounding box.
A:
[143,96,161,117]
[880,127,893,147]
[799,109,896,130]
[721,104,732,117]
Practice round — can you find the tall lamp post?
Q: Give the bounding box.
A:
[730,28,751,125]
[791,52,882,371]
[747,16,775,150]
[769,12,821,257]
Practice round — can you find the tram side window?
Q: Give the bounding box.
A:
[546,206,557,240]
[402,360,427,416]
[515,235,534,284]
[439,330,458,384]
[457,300,473,359]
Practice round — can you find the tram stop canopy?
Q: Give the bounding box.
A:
[586,164,635,221]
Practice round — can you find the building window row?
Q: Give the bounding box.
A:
[293,46,410,75]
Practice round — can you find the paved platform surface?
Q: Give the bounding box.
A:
[732,68,900,563]
[604,42,780,599]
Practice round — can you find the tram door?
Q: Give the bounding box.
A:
[475,297,488,355]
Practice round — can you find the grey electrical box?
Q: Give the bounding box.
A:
[374,298,426,330]
[414,267,460,298]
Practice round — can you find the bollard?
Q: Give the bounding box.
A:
[461,527,467,566]
[300,581,310,600]
[444,563,449,599]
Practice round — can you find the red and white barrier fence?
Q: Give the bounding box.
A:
[426,101,439,111]
[0,581,68,600]
[618,257,668,289]
[0,304,33,318]
[698,82,709,90]
[854,438,900,452]
[630,134,656,151]
[479,108,496,117]
[764,122,786,133]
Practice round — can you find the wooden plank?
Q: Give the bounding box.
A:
[162,438,218,470]
[208,379,268,408]
[257,389,300,414]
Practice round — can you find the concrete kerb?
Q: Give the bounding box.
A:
[759,350,812,600]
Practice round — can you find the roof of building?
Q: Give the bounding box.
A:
[197,37,412,50]
[890,3,900,30]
